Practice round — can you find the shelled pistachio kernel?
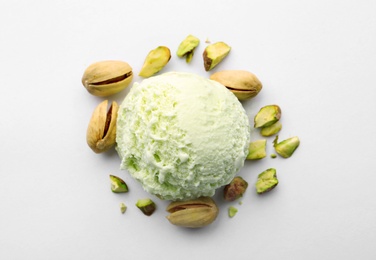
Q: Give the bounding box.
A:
[139,46,171,78]
[260,121,282,137]
[203,42,231,71]
[176,34,200,63]
[228,206,238,218]
[81,60,133,97]
[136,198,156,216]
[254,105,281,128]
[274,136,300,158]
[86,100,118,153]
[109,175,128,193]
[120,203,127,214]
[223,176,248,201]
[256,168,279,194]
[246,139,267,160]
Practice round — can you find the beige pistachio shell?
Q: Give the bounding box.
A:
[210,70,262,100]
[82,60,133,97]
[166,197,219,228]
[86,100,119,153]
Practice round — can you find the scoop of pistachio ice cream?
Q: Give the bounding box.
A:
[116,72,250,201]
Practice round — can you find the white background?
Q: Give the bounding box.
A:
[1,0,375,259]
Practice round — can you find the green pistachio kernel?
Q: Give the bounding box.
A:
[110,175,129,193]
[136,198,156,216]
[246,139,267,160]
[228,206,238,218]
[260,121,282,137]
[254,105,281,128]
[256,168,279,194]
[274,136,300,158]
[176,35,200,63]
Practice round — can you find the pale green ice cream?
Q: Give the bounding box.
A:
[116,72,250,200]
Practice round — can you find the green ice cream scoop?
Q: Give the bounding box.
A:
[116,72,250,200]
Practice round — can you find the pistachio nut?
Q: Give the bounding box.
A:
[203,42,231,71]
[228,206,238,218]
[139,46,171,77]
[86,100,118,153]
[274,136,300,158]
[109,175,128,193]
[247,139,267,160]
[82,60,133,97]
[136,198,156,216]
[256,168,279,194]
[120,203,127,214]
[166,197,219,228]
[254,105,281,128]
[260,121,282,137]
[223,176,248,201]
[210,70,262,100]
[176,34,200,63]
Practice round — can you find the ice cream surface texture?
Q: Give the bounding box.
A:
[116,72,250,200]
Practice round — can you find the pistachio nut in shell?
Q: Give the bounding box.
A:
[139,46,171,78]
[166,197,219,228]
[86,100,119,153]
[82,60,133,97]
[210,70,262,100]
[203,42,231,71]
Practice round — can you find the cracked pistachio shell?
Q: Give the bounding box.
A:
[210,70,262,100]
[254,105,281,128]
[256,168,279,194]
[274,136,300,158]
[247,139,267,160]
[82,60,133,97]
[203,42,231,71]
[176,35,200,63]
[139,46,171,78]
[86,100,118,153]
[166,197,219,228]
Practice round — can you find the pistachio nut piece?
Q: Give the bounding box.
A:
[139,46,171,77]
[223,176,248,201]
[176,34,200,63]
[166,197,219,228]
[109,175,128,193]
[228,206,238,218]
[246,139,267,160]
[210,70,262,100]
[136,198,156,216]
[203,42,231,71]
[254,105,281,128]
[256,168,279,194]
[260,121,282,137]
[274,136,300,158]
[86,100,119,153]
[120,203,127,214]
[82,60,133,97]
